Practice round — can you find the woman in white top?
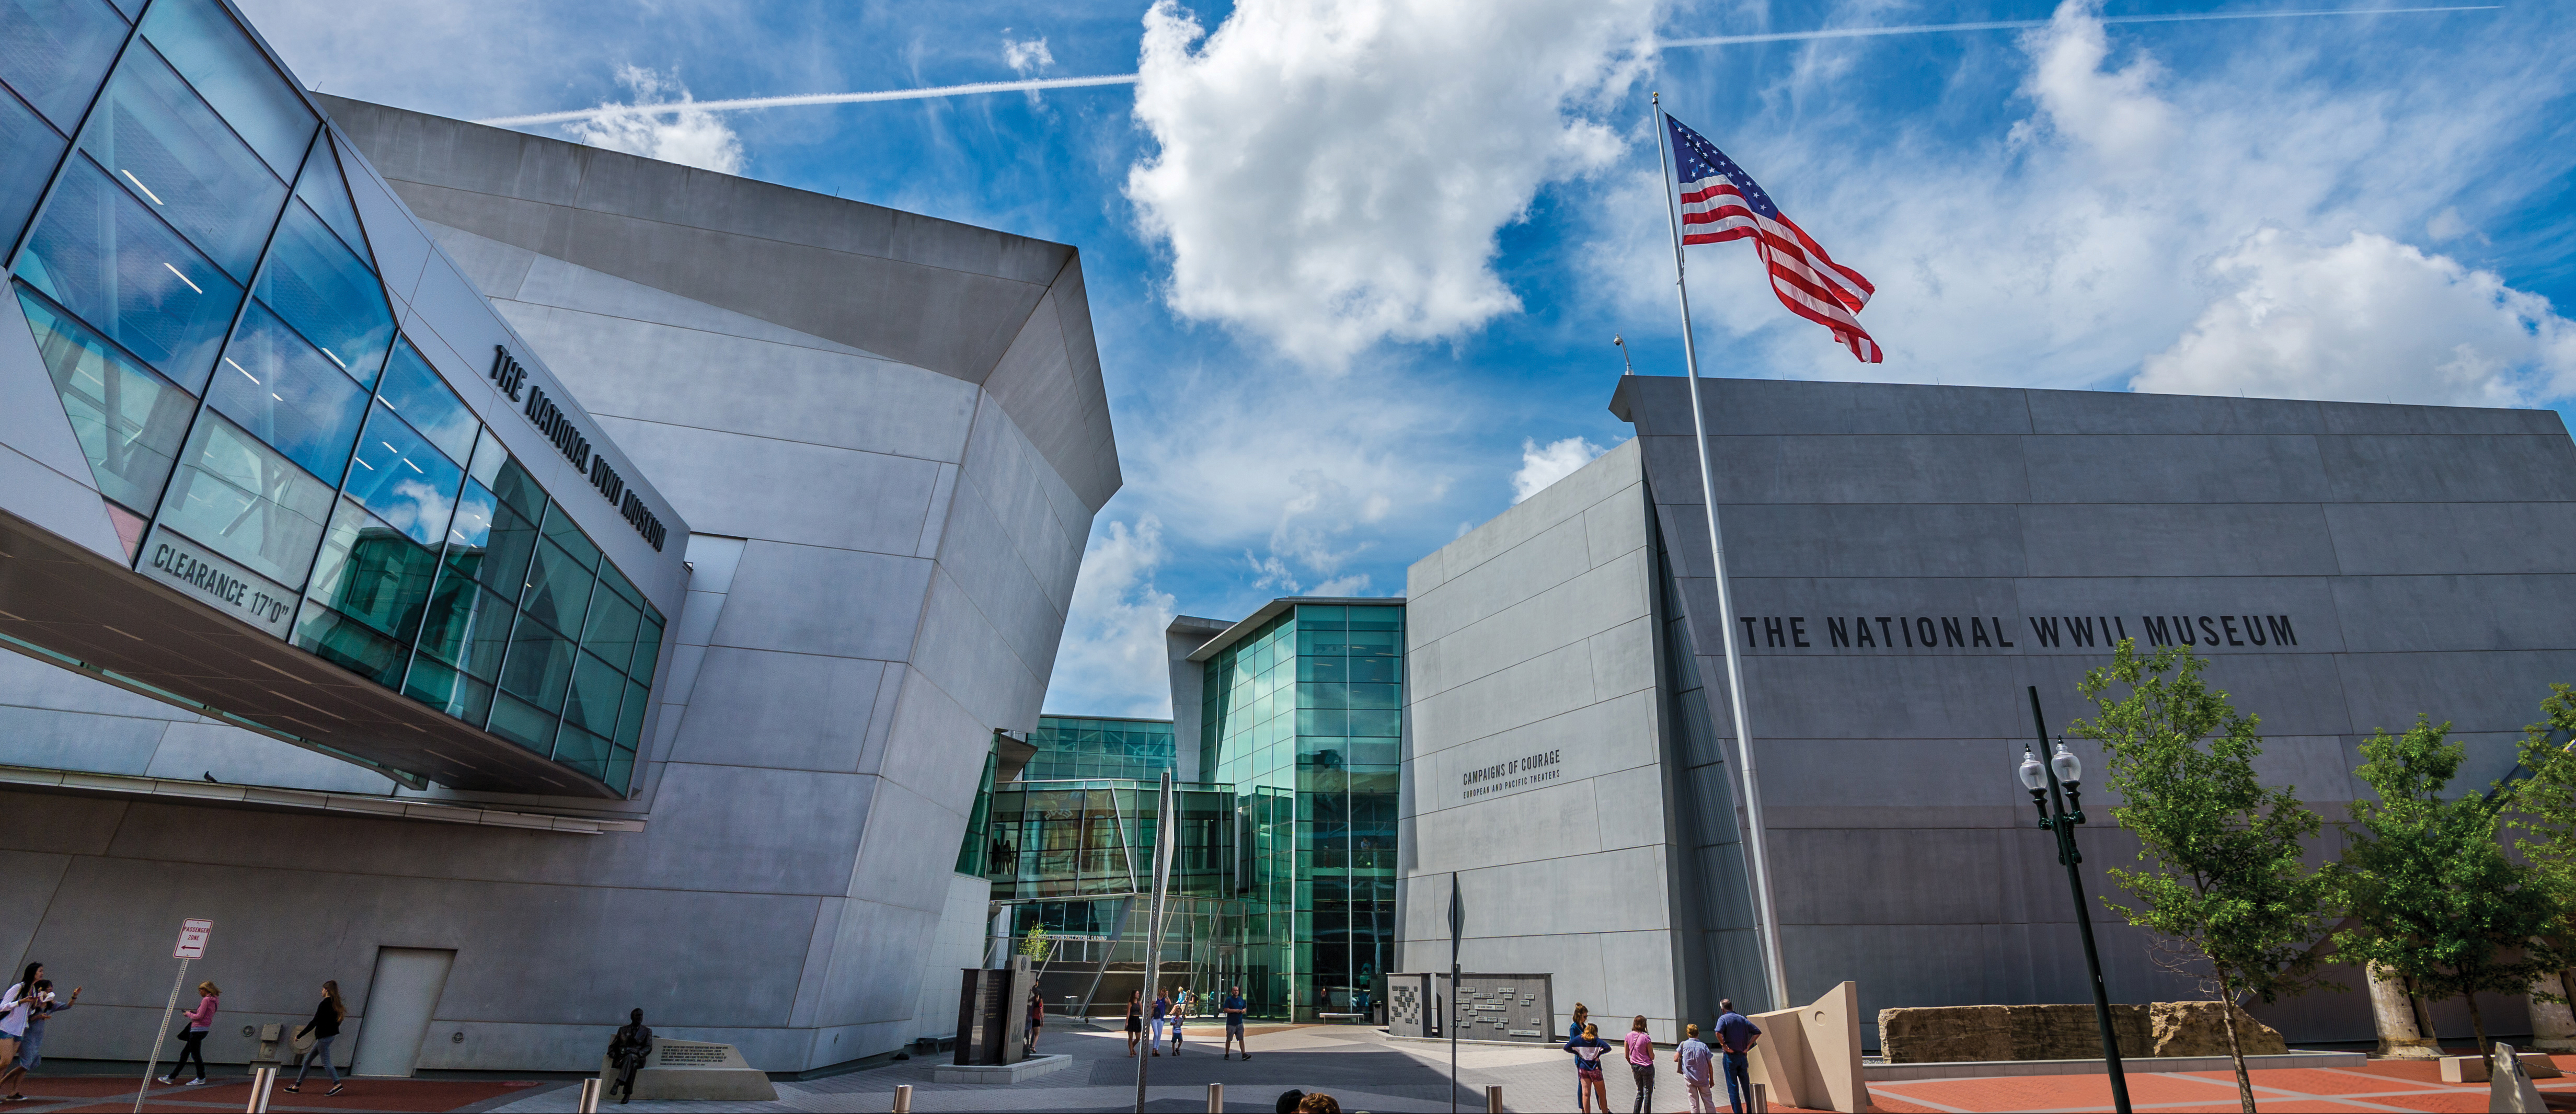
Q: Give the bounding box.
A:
[0,962,40,1100]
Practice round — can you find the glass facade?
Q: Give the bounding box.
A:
[0,0,661,794]
[1201,602,1402,1021]
[1022,715,1177,780]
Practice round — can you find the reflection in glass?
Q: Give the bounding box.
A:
[519,537,595,636]
[540,504,599,569]
[0,0,127,130]
[14,159,243,392]
[486,691,557,752]
[291,601,406,686]
[631,610,665,683]
[468,496,541,599]
[0,87,63,248]
[343,401,462,546]
[156,412,334,589]
[17,287,192,513]
[444,479,497,550]
[466,427,506,489]
[206,303,369,480]
[562,651,623,736]
[137,0,315,176]
[577,579,640,675]
[497,618,577,713]
[490,456,545,520]
[375,339,477,462]
[401,657,492,725]
[415,563,512,676]
[604,745,637,797]
[290,135,371,266]
[254,203,392,385]
[552,723,611,780]
[613,679,649,751]
[305,498,436,644]
[80,46,287,279]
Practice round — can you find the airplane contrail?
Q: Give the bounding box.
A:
[475,5,2498,128]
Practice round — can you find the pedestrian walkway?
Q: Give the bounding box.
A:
[0,1074,547,1112]
[1869,1054,2576,1113]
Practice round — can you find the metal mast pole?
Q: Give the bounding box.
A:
[1651,91,1788,1009]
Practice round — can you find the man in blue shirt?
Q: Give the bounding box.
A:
[1714,999,1762,1114]
[1222,986,1250,1060]
[1676,1023,1717,1113]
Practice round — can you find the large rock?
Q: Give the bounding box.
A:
[1877,1002,2285,1064]
[2148,1001,2287,1056]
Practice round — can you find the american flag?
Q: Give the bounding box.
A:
[1665,113,1881,363]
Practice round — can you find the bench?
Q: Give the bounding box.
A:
[1319,1013,1366,1025]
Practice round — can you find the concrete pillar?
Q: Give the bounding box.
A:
[2528,971,2576,1053]
[2368,963,2443,1060]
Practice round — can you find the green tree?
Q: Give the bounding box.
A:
[2334,715,2564,1070]
[1018,924,1054,964]
[2071,640,2338,1114]
[2508,685,2576,1014]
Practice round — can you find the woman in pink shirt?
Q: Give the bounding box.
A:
[1625,1015,1657,1114]
[156,982,218,1085]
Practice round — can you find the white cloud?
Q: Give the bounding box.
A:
[1043,515,1179,718]
[1582,1,2576,394]
[566,65,746,175]
[1510,435,1604,503]
[1003,35,1055,76]
[2136,229,2576,407]
[1125,0,1658,368]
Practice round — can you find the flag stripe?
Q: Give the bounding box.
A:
[1665,113,1881,363]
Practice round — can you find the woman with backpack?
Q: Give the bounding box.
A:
[284,980,348,1096]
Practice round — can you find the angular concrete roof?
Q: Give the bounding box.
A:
[318,96,1121,511]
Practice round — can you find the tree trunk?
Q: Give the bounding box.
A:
[2404,974,2439,1049]
[2216,970,2256,1114]
[2467,990,2492,1073]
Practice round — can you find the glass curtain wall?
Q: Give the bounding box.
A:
[1201,602,1401,1020]
[1022,715,1176,780]
[0,0,661,793]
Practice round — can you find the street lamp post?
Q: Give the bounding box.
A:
[2021,685,2132,1114]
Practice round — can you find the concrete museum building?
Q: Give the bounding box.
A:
[0,0,1114,1076]
[1395,374,2576,1049]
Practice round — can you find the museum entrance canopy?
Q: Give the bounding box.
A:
[0,0,685,798]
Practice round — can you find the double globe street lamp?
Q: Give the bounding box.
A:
[2019,686,2134,1114]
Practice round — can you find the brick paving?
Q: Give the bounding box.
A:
[11,1040,2576,1112]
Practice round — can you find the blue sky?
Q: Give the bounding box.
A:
[236,0,2576,718]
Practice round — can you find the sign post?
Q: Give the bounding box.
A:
[135,919,211,1112]
[1449,874,1464,1114]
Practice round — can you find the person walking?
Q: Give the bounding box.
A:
[1624,1015,1657,1113]
[284,980,348,1096]
[0,967,62,1103]
[1714,998,1763,1114]
[157,981,219,1085]
[1148,989,1169,1055]
[1222,985,1250,1060]
[1676,1023,1717,1114]
[1168,987,1186,1054]
[1566,1021,1615,1113]
[1124,991,1145,1057]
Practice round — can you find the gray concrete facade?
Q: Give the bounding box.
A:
[0,88,1113,1074]
[1400,375,2576,1049]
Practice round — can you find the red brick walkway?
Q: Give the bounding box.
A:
[4,1074,551,1113]
[1862,1054,2576,1113]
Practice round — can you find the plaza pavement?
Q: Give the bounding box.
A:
[14,1036,2576,1111]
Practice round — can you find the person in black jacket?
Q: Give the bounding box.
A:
[606,1009,653,1104]
[284,981,347,1095]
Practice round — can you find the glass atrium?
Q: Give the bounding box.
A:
[1,0,661,793]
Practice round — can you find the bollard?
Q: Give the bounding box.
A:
[1752,1082,1769,1114]
[576,1077,603,1113]
[892,1082,914,1113]
[243,1065,275,1112]
[1208,1081,1223,1112]
[1485,1083,1503,1112]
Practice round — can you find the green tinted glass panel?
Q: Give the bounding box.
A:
[400,657,492,725]
[1347,606,1400,631]
[1295,708,1344,737]
[443,478,496,552]
[1347,683,1398,710]
[0,0,125,130]
[604,745,637,797]
[16,158,242,392]
[137,0,315,176]
[629,610,664,683]
[0,86,62,248]
[1348,710,1399,737]
[466,495,539,599]
[613,680,649,750]
[305,498,434,644]
[539,504,599,569]
[562,651,622,735]
[414,562,510,673]
[485,691,556,752]
[156,411,332,589]
[553,723,610,779]
[497,617,576,711]
[488,452,544,518]
[254,203,390,385]
[290,600,405,686]
[17,287,190,512]
[577,587,639,678]
[1348,629,1398,656]
[519,538,595,635]
[1348,656,1397,684]
[82,46,285,279]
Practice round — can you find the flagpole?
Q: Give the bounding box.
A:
[1650,91,1789,1012]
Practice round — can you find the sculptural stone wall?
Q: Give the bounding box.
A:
[1878,1002,2286,1063]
